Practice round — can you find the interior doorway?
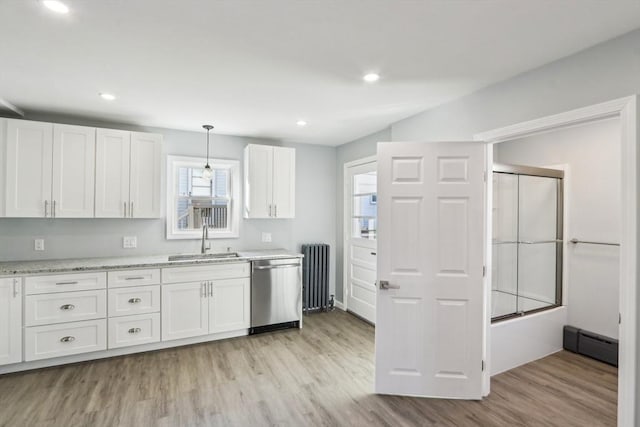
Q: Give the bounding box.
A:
[343,156,377,323]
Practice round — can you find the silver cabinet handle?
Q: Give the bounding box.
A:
[268,204,272,217]
[56,281,79,286]
[379,280,400,290]
[274,204,277,217]
[130,201,134,218]
[60,336,75,343]
[124,202,127,218]
[125,276,145,281]
[128,327,141,334]
[253,263,300,270]
[13,278,20,298]
[44,200,48,217]
[53,200,56,218]
[208,281,213,297]
[60,304,75,311]
[128,297,142,304]
[201,282,206,298]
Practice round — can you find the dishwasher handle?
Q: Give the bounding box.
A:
[253,263,300,270]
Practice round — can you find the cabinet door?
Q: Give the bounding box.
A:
[51,124,96,218]
[130,132,162,218]
[161,282,208,341]
[5,119,53,217]
[272,146,295,218]
[0,278,22,366]
[95,129,130,218]
[209,278,250,333]
[244,144,273,218]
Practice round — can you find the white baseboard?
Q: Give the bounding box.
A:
[334,300,345,310]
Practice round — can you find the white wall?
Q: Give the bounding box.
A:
[0,113,338,296]
[495,117,621,339]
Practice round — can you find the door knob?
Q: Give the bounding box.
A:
[379,280,400,290]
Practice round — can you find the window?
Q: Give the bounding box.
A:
[352,170,377,239]
[166,156,240,239]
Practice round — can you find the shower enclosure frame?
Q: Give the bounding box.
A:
[491,163,564,322]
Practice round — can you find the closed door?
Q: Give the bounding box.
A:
[161,282,208,341]
[129,132,162,218]
[375,141,487,399]
[272,146,295,218]
[209,278,250,333]
[5,119,53,217]
[345,159,377,324]
[244,144,273,218]
[0,278,22,366]
[95,128,130,218]
[51,124,96,218]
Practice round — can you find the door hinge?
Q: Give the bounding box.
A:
[482,360,485,371]
[482,266,486,277]
[483,171,487,182]
[619,312,622,324]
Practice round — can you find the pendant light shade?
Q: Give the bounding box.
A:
[202,124,214,180]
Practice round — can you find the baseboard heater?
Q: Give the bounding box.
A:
[563,325,618,367]
[301,243,330,313]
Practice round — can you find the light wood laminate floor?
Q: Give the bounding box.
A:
[0,310,617,426]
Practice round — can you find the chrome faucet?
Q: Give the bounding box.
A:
[201,225,210,254]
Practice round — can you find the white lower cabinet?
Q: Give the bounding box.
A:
[108,285,160,317]
[25,289,106,326]
[161,282,209,341]
[108,313,160,349]
[25,319,107,361]
[0,278,22,366]
[209,278,250,334]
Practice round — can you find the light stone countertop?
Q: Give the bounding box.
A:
[0,249,303,276]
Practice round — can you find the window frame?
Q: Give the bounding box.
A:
[166,155,240,240]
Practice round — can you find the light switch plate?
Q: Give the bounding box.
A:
[34,239,45,251]
[123,236,137,249]
[261,232,272,243]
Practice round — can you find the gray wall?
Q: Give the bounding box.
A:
[334,27,640,303]
[0,113,337,295]
[335,127,390,303]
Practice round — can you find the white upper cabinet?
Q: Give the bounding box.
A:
[52,124,96,218]
[129,132,162,218]
[95,129,162,218]
[244,144,295,218]
[5,119,53,217]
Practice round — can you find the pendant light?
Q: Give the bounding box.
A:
[202,124,214,180]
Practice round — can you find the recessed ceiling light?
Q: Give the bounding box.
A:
[363,73,380,83]
[42,0,69,14]
[296,120,307,127]
[99,93,116,101]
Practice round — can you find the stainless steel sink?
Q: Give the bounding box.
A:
[168,252,240,261]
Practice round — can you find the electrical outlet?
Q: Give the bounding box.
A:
[261,232,272,243]
[123,236,137,249]
[34,239,45,251]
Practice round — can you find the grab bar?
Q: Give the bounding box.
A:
[570,238,620,247]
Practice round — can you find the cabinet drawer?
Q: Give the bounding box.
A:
[108,285,160,317]
[108,269,160,288]
[162,262,250,284]
[25,272,106,295]
[25,290,106,326]
[25,319,107,361]
[108,313,160,349]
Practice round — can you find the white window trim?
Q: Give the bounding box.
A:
[166,155,240,240]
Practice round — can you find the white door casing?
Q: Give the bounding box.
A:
[375,141,487,399]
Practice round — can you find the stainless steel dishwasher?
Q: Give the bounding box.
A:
[250,257,302,334]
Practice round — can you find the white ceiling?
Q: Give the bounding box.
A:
[1,1,639,146]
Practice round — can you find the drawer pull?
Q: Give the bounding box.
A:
[125,276,145,281]
[60,304,75,311]
[128,297,142,304]
[60,336,75,343]
[56,281,79,286]
[128,327,142,334]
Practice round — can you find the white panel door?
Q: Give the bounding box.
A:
[244,144,273,218]
[209,278,250,333]
[0,278,22,366]
[51,124,96,218]
[161,282,209,341]
[272,146,295,218]
[95,128,130,218]
[375,141,486,399]
[130,132,162,218]
[346,160,377,323]
[5,119,53,217]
